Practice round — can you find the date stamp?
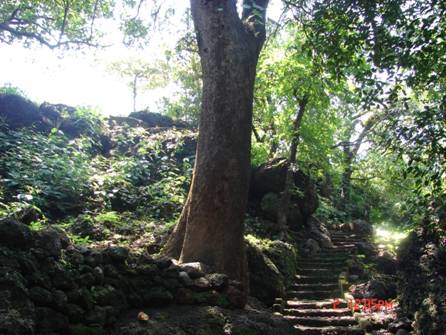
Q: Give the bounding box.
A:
[332,298,394,312]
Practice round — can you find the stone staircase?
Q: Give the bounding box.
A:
[282,230,366,334]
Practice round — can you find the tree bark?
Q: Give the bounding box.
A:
[277,96,308,233]
[163,0,269,300]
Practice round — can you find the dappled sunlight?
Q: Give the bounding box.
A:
[374,225,409,254]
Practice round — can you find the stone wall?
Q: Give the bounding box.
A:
[0,220,245,335]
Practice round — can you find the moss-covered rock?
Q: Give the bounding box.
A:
[397,228,446,334]
[246,236,285,306]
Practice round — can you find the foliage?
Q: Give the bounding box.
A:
[160,10,202,127]
[108,57,169,112]
[0,0,114,48]
[0,128,95,217]
[315,196,347,226]
[0,84,27,97]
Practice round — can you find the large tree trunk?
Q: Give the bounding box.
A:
[164,0,269,300]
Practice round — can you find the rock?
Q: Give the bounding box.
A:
[246,240,285,306]
[357,241,376,258]
[154,256,173,270]
[250,159,319,227]
[79,273,96,287]
[206,273,229,291]
[35,307,69,333]
[374,252,398,275]
[175,288,195,304]
[352,219,373,236]
[193,277,211,291]
[34,228,70,258]
[108,116,144,128]
[346,260,366,278]
[260,192,280,219]
[104,246,129,264]
[307,216,333,248]
[93,266,105,284]
[226,285,247,309]
[351,276,397,299]
[52,269,77,290]
[263,240,298,287]
[85,306,108,326]
[0,220,33,249]
[0,309,35,335]
[178,262,208,279]
[178,271,193,286]
[92,285,127,309]
[71,216,107,241]
[70,324,107,335]
[389,318,412,332]
[0,93,43,130]
[129,111,174,128]
[29,287,53,306]
[52,290,68,311]
[348,274,360,282]
[143,287,174,306]
[302,238,321,256]
[395,330,410,335]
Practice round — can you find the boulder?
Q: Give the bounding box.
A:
[108,116,144,128]
[0,220,33,249]
[35,307,69,333]
[0,94,43,130]
[263,240,298,287]
[34,228,70,258]
[250,159,319,228]
[397,229,446,335]
[352,219,373,236]
[356,241,376,258]
[350,276,397,299]
[307,216,333,248]
[260,192,280,219]
[302,238,321,256]
[129,111,174,128]
[373,252,398,275]
[178,262,208,279]
[246,240,285,306]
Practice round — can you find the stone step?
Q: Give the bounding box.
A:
[285,315,358,327]
[287,290,340,299]
[302,256,350,262]
[296,268,341,276]
[301,258,349,265]
[317,251,354,257]
[284,308,352,317]
[298,256,350,263]
[322,246,356,251]
[293,325,364,335]
[295,275,339,284]
[332,242,358,246]
[291,283,339,290]
[286,299,348,309]
[297,263,346,269]
[330,238,364,243]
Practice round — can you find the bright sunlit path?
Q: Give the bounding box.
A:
[374,225,409,254]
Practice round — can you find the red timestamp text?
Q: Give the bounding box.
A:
[332,298,394,312]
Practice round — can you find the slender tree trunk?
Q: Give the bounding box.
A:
[277,96,308,233]
[164,0,269,301]
[132,76,138,113]
[340,117,377,211]
[340,145,353,211]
